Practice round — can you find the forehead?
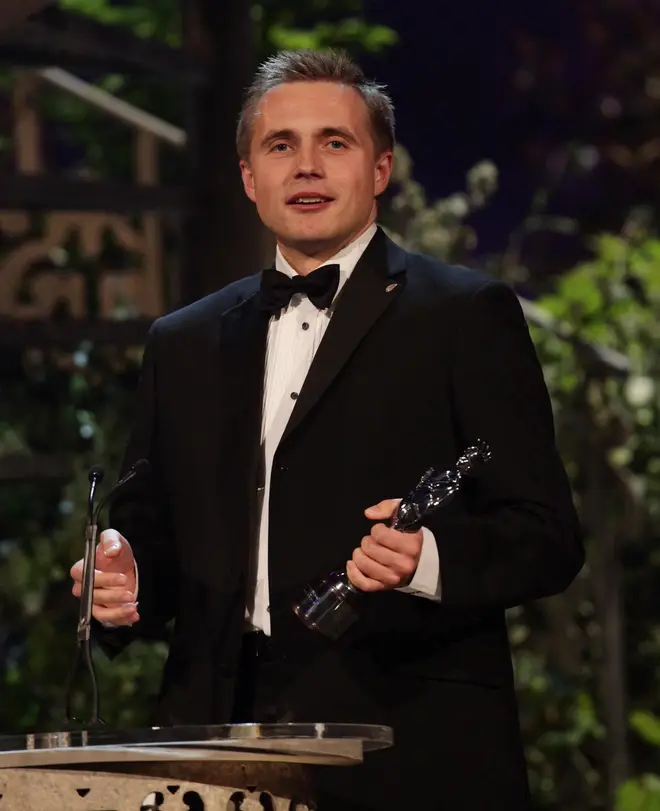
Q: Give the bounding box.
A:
[253,81,370,133]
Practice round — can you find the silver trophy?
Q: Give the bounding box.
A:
[292,440,492,640]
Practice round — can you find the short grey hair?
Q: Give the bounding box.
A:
[236,49,395,159]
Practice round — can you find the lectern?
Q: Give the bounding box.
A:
[0,723,392,810]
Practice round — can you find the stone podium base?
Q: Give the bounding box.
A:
[0,723,391,810]
[0,761,314,811]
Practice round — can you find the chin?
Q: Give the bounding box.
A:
[287,227,340,248]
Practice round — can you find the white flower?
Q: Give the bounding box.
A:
[79,424,94,439]
[467,160,498,189]
[443,194,470,219]
[624,376,655,407]
[73,350,88,368]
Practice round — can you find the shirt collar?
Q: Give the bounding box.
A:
[274,223,378,296]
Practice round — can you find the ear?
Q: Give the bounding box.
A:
[240,159,257,203]
[374,150,393,197]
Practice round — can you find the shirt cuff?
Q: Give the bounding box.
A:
[396,526,442,601]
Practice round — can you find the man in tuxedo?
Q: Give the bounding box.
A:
[71,49,583,810]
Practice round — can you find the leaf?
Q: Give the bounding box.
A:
[556,268,605,317]
[268,19,397,53]
[617,776,660,811]
[630,710,660,747]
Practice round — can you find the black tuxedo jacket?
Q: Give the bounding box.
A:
[101,228,583,809]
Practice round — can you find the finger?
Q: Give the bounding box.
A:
[352,547,400,587]
[70,560,83,582]
[371,523,423,556]
[72,584,136,605]
[70,566,129,589]
[92,604,140,626]
[360,535,416,581]
[346,560,384,593]
[364,498,401,521]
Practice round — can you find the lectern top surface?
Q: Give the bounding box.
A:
[0,724,393,768]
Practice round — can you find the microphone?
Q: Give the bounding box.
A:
[64,458,150,727]
[93,458,149,523]
[84,466,104,593]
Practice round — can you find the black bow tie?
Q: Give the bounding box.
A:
[258,264,340,313]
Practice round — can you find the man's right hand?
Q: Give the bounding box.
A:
[70,529,140,626]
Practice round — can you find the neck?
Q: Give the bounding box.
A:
[277,217,376,276]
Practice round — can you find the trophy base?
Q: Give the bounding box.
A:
[292,570,361,641]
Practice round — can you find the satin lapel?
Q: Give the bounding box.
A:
[280,228,408,446]
[218,288,271,491]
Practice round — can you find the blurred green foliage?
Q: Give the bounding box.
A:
[389,148,660,809]
[0,343,169,730]
[520,231,660,810]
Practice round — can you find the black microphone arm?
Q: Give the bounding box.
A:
[64,458,150,727]
[87,465,104,522]
[78,465,104,647]
[93,458,150,525]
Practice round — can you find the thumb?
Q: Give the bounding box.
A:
[365,498,401,520]
[95,529,134,574]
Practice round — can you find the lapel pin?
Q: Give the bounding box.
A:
[385,283,398,293]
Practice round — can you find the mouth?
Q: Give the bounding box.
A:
[286,193,335,212]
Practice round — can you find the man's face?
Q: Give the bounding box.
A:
[240,81,392,255]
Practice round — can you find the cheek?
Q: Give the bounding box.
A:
[253,182,278,214]
[347,171,378,208]
[336,164,372,198]
[250,164,282,205]
[355,159,379,191]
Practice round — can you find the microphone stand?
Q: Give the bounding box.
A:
[63,459,149,728]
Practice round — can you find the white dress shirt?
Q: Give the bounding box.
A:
[247,223,442,636]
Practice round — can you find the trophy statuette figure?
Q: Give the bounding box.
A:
[292,439,492,640]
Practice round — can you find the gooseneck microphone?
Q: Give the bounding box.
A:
[77,465,105,652]
[87,465,104,513]
[64,458,150,727]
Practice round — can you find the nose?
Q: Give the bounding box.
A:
[293,143,324,178]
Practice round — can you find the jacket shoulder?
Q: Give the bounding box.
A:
[151,273,262,337]
[403,247,495,298]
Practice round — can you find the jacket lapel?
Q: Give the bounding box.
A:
[280,228,408,446]
[218,285,270,492]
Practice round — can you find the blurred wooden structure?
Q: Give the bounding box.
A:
[0,0,263,350]
[0,0,55,35]
[0,69,172,344]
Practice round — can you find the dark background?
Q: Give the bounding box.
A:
[364,0,577,251]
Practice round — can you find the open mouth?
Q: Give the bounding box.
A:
[286,194,335,211]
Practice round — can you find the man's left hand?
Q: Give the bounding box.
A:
[346,499,423,592]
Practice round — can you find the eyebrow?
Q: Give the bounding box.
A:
[260,129,295,148]
[259,126,359,149]
[318,126,359,144]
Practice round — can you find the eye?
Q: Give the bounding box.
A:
[271,143,289,153]
[328,140,346,150]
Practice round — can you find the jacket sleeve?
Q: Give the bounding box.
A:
[426,280,584,610]
[93,319,179,658]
